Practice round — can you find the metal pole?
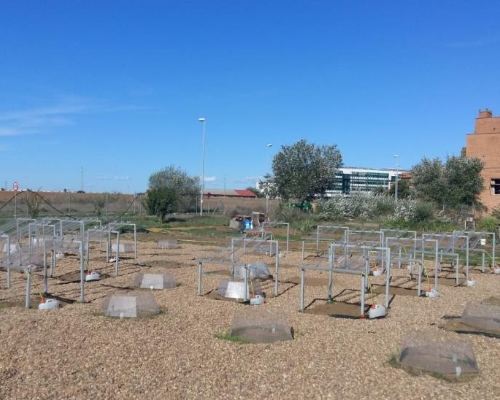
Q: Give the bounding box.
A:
[266,143,272,217]
[393,154,399,203]
[79,241,85,303]
[300,268,305,311]
[25,270,31,308]
[244,264,249,302]
[197,261,203,295]
[199,117,206,216]
[274,241,279,297]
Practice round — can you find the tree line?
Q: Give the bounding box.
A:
[146,139,486,223]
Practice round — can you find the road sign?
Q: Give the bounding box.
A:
[13,181,19,191]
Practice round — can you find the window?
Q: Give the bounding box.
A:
[490,179,500,194]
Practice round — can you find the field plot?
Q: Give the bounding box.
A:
[2,230,500,399]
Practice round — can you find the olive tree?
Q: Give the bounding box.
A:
[444,155,484,208]
[411,155,484,209]
[263,139,343,204]
[148,165,199,213]
[146,187,177,222]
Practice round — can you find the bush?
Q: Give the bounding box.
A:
[413,202,434,222]
[476,216,500,233]
[225,206,254,219]
[294,218,317,236]
[273,205,311,224]
[317,194,394,221]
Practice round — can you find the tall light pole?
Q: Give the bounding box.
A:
[393,154,399,203]
[266,143,273,216]
[199,117,206,216]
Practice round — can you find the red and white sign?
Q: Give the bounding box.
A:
[13,181,19,191]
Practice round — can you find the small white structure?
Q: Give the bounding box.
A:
[112,243,134,253]
[217,280,249,299]
[38,298,60,310]
[133,272,176,290]
[461,301,500,332]
[157,239,178,249]
[231,263,271,280]
[398,331,478,379]
[85,271,101,282]
[368,304,386,319]
[230,309,293,343]
[101,291,160,318]
[2,243,18,253]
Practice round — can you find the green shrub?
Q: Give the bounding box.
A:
[476,216,500,233]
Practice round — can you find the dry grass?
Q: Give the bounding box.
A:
[1,233,500,399]
[0,190,277,219]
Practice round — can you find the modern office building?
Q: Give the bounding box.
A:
[257,167,406,198]
[466,109,500,211]
[327,167,402,196]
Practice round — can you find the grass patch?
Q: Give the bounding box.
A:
[214,331,250,344]
[387,352,400,368]
[387,352,476,382]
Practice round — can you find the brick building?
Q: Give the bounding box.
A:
[466,109,500,211]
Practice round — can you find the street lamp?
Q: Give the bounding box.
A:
[266,143,273,216]
[266,143,273,170]
[199,117,206,216]
[393,154,399,203]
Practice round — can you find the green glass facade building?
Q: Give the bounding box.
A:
[328,167,399,196]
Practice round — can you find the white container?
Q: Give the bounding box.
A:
[157,239,178,249]
[55,252,64,260]
[372,268,383,277]
[224,281,249,299]
[24,264,38,275]
[493,266,500,275]
[368,304,386,319]
[466,277,476,287]
[85,271,101,282]
[250,294,265,305]
[425,288,439,298]
[480,238,486,246]
[112,243,133,253]
[2,243,18,253]
[38,299,60,310]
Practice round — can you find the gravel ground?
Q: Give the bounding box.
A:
[1,235,500,399]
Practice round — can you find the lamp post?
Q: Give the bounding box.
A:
[266,143,273,216]
[199,117,206,216]
[393,154,399,203]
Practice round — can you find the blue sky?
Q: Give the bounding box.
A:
[1,1,500,194]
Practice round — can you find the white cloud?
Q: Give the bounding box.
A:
[0,95,145,137]
[232,175,262,184]
[0,127,21,136]
[113,176,131,181]
[204,176,217,182]
[0,100,90,137]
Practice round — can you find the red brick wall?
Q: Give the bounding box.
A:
[466,110,500,212]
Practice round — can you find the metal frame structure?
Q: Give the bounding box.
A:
[422,232,470,284]
[261,221,290,252]
[298,243,391,317]
[197,236,281,299]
